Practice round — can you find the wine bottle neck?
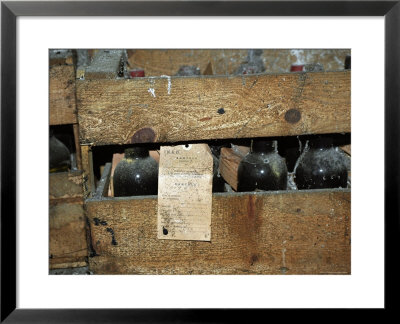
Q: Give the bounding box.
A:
[309,137,333,149]
[252,140,276,153]
[125,147,149,158]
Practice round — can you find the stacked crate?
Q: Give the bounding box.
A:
[49,50,87,270]
[76,49,351,274]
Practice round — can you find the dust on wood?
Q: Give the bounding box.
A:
[49,202,87,269]
[49,64,77,125]
[86,188,350,275]
[219,146,250,191]
[76,71,351,145]
[49,171,83,199]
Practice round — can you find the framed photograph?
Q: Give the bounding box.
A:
[1,0,398,322]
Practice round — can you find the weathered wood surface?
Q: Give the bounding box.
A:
[76,71,350,145]
[73,124,83,170]
[49,171,83,200]
[86,167,350,274]
[49,171,87,269]
[49,64,77,125]
[49,49,74,66]
[340,144,351,155]
[127,49,350,76]
[219,146,250,191]
[49,201,87,269]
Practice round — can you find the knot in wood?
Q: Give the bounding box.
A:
[130,128,156,143]
[285,109,301,124]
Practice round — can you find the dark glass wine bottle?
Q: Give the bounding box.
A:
[295,136,348,189]
[237,140,287,192]
[113,147,158,197]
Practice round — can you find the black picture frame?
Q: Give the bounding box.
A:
[1,1,399,322]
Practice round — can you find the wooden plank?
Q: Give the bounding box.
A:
[80,145,92,197]
[49,170,87,269]
[49,49,74,66]
[87,190,350,274]
[49,259,87,270]
[86,166,350,274]
[340,144,351,155]
[49,171,83,200]
[49,64,77,125]
[76,71,351,145]
[49,201,87,269]
[219,146,250,191]
[73,124,83,170]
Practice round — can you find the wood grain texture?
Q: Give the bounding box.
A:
[340,144,351,155]
[49,64,77,125]
[49,259,87,270]
[86,168,350,274]
[73,124,83,170]
[49,49,74,66]
[76,71,350,145]
[79,145,93,199]
[219,146,250,191]
[49,171,87,269]
[49,171,83,200]
[49,202,87,269]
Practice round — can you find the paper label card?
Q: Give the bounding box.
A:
[157,144,213,241]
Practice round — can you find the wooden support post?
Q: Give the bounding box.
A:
[73,123,82,170]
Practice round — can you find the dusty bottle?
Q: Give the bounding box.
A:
[113,147,158,197]
[295,136,348,189]
[237,140,288,192]
[235,49,265,75]
[175,65,201,76]
[49,132,71,172]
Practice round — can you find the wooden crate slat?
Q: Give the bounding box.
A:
[87,188,350,275]
[49,171,83,200]
[49,64,77,125]
[49,171,87,269]
[49,201,87,269]
[76,71,350,145]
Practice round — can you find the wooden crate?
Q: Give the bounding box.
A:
[49,50,87,269]
[49,171,87,269]
[86,164,350,274]
[76,49,351,274]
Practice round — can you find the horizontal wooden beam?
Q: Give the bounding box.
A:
[76,71,350,145]
[86,167,350,274]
